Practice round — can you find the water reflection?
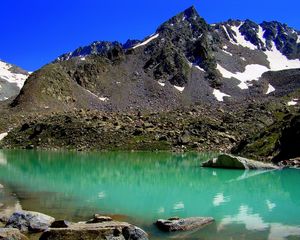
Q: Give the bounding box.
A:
[0,150,299,239]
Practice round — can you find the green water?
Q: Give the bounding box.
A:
[0,150,300,239]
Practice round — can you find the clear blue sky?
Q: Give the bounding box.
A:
[1,0,299,71]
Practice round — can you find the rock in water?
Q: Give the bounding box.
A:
[0,228,28,240]
[155,217,214,232]
[201,154,279,169]
[5,210,55,233]
[40,221,148,240]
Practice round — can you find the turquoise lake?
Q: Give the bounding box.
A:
[0,150,300,239]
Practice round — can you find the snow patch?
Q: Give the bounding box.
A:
[132,34,159,49]
[86,89,109,102]
[230,24,257,50]
[158,81,165,87]
[257,26,266,47]
[266,84,275,94]
[213,89,231,101]
[265,43,300,70]
[0,132,8,141]
[99,97,109,102]
[223,45,228,50]
[80,57,86,61]
[287,99,298,106]
[240,57,246,61]
[194,65,205,72]
[174,85,185,92]
[217,40,300,90]
[216,64,269,89]
[222,50,233,56]
[187,61,205,72]
[0,61,28,90]
[222,26,237,45]
[297,35,300,44]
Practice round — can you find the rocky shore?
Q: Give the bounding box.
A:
[1,100,297,162]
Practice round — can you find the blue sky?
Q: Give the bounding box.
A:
[1,0,299,71]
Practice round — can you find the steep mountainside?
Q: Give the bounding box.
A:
[11,6,300,112]
[0,60,29,101]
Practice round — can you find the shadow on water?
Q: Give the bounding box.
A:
[0,150,299,239]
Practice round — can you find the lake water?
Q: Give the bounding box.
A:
[0,150,300,239]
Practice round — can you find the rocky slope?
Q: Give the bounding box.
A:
[0,100,293,154]
[0,60,29,101]
[9,6,300,112]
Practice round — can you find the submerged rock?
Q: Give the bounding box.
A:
[201,154,279,169]
[155,217,214,232]
[40,220,148,240]
[5,210,55,233]
[0,228,28,240]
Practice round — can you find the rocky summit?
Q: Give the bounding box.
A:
[0,6,299,162]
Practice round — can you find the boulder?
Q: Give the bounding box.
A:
[0,228,28,240]
[39,221,148,240]
[278,158,300,169]
[5,210,55,233]
[155,217,214,232]
[201,154,280,169]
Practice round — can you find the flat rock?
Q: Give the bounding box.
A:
[86,215,112,224]
[5,210,55,233]
[155,217,214,232]
[0,228,28,240]
[201,154,280,169]
[39,221,148,240]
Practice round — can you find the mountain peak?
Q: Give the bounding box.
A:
[183,5,198,19]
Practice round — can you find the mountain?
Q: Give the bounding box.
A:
[1,6,300,159]
[0,60,29,101]
[10,6,300,112]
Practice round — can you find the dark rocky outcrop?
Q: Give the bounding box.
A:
[201,154,279,169]
[155,217,214,232]
[5,210,55,233]
[0,228,28,240]
[233,113,300,163]
[40,221,148,240]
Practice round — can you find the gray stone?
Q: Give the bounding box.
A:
[5,210,55,233]
[201,154,280,169]
[155,217,214,232]
[39,221,148,240]
[0,228,28,240]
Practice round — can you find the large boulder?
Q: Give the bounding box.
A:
[155,217,214,232]
[40,220,148,240]
[201,154,280,169]
[0,228,28,240]
[5,210,55,233]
